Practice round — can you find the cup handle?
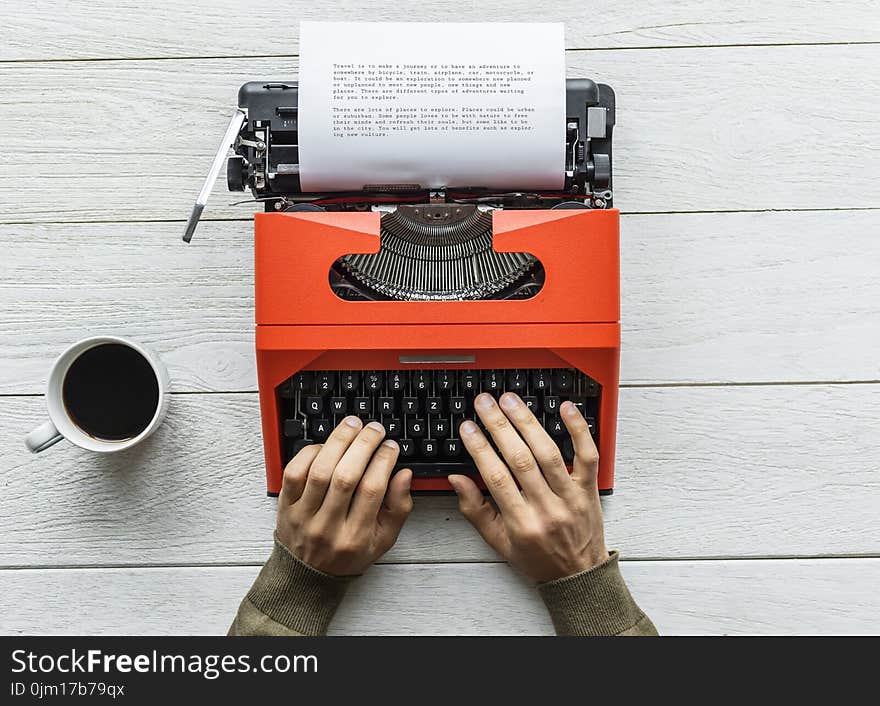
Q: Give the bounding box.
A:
[25,420,63,453]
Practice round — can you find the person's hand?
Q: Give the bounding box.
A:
[448,392,609,583]
[276,416,413,576]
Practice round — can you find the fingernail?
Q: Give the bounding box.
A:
[460,420,478,434]
[499,392,518,410]
[382,439,398,449]
[475,393,493,408]
[344,416,362,428]
[367,421,384,432]
[561,401,577,416]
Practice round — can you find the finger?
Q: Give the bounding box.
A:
[348,438,399,528]
[561,401,600,489]
[376,468,414,549]
[320,421,387,520]
[448,474,512,558]
[498,392,573,497]
[298,416,363,514]
[280,443,322,505]
[473,393,549,500]
[459,419,527,515]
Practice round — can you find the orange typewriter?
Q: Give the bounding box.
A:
[184,78,618,496]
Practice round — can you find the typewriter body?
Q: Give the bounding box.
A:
[186,78,619,495]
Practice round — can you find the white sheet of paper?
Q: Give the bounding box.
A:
[297,22,566,192]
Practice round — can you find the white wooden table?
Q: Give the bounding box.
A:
[1,1,878,635]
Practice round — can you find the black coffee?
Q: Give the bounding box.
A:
[62,343,160,441]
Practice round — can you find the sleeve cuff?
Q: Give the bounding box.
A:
[243,533,356,636]
[537,551,656,636]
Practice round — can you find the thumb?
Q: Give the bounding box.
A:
[447,474,511,559]
[377,469,414,545]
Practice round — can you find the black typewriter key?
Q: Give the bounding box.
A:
[284,418,305,438]
[310,419,331,441]
[554,370,574,393]
[398,439,415,457]
[414,372,429,392]
[482,371,501,392]
[443,438,462,458]
[449,397,466,414]
[426,397,443,414]
[544,396,560,414]
[460,372,477,392]
[531,370,549,391]
[585,379,600,397]
[548,417,565,437]
[569,397,587,416]
[330,397,347,414]
[407,418,426,438]
[431,419,449,438]
[291,371,313,392]
[386,419,402,439]
[389,373,405,391]
[365,372,383,392]
[437,372,453,391]
[341,372,359,392]
[506,370,526,392]
[354,397,371,415]
[420,439,439,458]
[522,396,539,413]
[586,417,597,437]
[378,397,395,414]
[317,373,334,392]
[306,397,324,415]
[402,397,419,414]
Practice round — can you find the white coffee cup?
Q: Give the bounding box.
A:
[25,336,170,454]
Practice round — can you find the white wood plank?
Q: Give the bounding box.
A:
[1,558,877,635]
[2,1,877,61]
[2,210,878,394]
[2,384,878,568]
[1,45,878,222]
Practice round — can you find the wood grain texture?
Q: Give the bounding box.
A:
[1,45,879,223]
[2,1,878,61]
[2,210,878,394]
[2,558,878,635]
[3,384,878,568]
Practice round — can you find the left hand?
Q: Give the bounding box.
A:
[276,417,414,576]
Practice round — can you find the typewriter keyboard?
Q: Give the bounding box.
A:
[279,368,600,478]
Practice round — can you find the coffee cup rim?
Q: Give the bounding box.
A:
[46,335,167,452]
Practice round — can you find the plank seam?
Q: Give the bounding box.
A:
[2,40,879,65]
[3,555,879,571]
[2,206,880,229]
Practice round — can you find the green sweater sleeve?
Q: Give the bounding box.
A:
[537,551,658,636]
[228,535,355,636]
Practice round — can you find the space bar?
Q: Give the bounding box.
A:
[394,462,480,478]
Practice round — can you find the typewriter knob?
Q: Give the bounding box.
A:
[589,153,611,188]
[226,155,247,191]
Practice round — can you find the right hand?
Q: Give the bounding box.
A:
[276,416,414,577]
[448,392,609,583]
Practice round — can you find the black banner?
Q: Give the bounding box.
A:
[1,636,870,703]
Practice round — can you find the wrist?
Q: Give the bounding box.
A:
[537,551,651,636]
[243,533,357,635]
